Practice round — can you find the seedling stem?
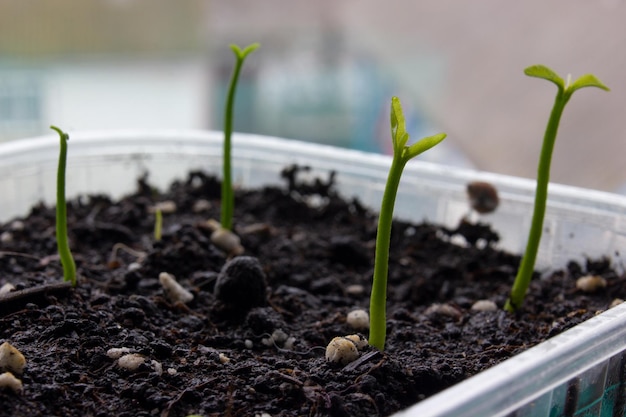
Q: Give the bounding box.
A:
[221,43,259,230]
[51,125,77,286]
[504,65,608,312]
[154,207,163,242]
[369,97,446,350]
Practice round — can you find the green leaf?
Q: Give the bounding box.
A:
[405,133,447,160]
[524,65,564,89]
[570,74,610,93]
[230,43,260,60]
[390,96,409,151]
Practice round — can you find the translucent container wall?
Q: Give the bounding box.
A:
[0,130,625,416]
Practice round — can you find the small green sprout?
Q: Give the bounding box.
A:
[154,207,162,242]
[369,97,446,350]
[50,125,77,287]
[504,65,609,312]
[221,43,260,231]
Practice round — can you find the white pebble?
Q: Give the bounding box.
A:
[283,337,296,351]
[325,336,359,365]
[159,272,194,304]
[471,300,498,312]
[219,353,230,364]
[610,298,624,308]
[167,368,178,376]
[0,372,23,393]
[204,219,244,255]
[345,284,365,296]
[151,200,177,214]
[0,342,26,374]
[304,195,328,209]
[261,329,290,347]
[9,220,24,231]
[0,231,13,243]
[117,353,145,371]
[106,347,131,359]
[192,199,212,213]
[211,228,244,256]
[576,275,607,293]
[344,334,368,350]
[151,360,163,376]
[346,309,369,330]
[239,223,272,236]
[425,303,462,319]
[271,329,288,345]
[127,262,142,272]
[0,283,16,296]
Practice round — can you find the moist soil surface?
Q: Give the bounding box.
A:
[0,166,624,417]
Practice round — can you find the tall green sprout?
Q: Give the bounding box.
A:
[154,207,163,242]
[369,97,446,350]
[504,65,609,312]
[50,126,77,286]
[221,43,260,231]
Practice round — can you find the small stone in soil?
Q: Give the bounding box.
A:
[0,283,15,296]
[149,200,177,214]
[0,342,26,375]
[346,309,369,330]
[576,275,607,293]
[471,300,498,312]
[0,372,22,394]
[117,353,146,371]
[214,256,267,310]
[425,303,463,320]
[345,284,365,296]
[158,272,194,304]
[261,329,290,347]
[325,336,359,365]
[106,347,132,359]
[205,219,245,255]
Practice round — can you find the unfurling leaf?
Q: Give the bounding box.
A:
[524,65,565,89]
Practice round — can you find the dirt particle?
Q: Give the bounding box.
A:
[214,256,267,310]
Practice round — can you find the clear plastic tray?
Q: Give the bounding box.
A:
[1,130,625,416]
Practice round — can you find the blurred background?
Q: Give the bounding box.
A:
[1,0,624,193]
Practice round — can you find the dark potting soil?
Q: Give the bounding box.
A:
[0,166,624,417]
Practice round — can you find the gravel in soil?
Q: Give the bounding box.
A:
[0,166,624,417]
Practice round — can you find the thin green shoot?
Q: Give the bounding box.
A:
[50,125,77,287]
[504,65,609,312]
[154,207,163,242]
[369,97,446,350]
[221,43,260,231]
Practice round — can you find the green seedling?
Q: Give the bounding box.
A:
[504,65,609,312]
[221,43,260,231]
[154,207,163,242]
[50,126,77,287]
[369,97,446,350]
